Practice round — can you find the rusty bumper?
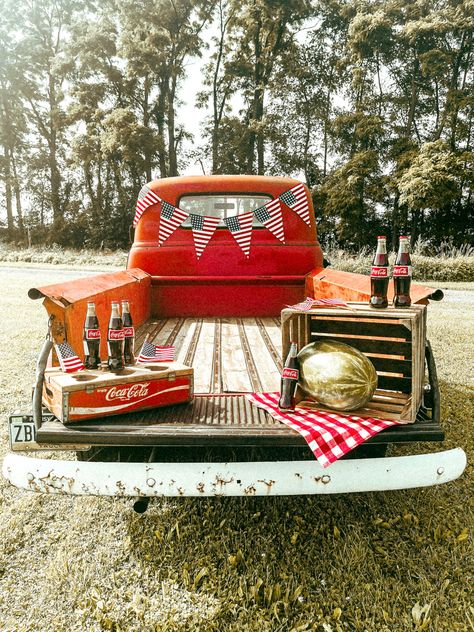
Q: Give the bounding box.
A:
[2,449,466,497]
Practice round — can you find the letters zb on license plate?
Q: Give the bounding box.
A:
[8,414,53,450]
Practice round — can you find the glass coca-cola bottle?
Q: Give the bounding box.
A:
[393,236,412,307]
[370,236,389,308]
[121,300,135,365]
[83,301,101,369]
[107,301,124,372]
[278,342,299,410]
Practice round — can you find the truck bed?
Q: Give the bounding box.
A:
[37,317,443,447]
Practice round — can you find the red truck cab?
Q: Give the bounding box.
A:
[129,175,323,317]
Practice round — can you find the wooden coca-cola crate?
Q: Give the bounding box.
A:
[42,362,194,424]
[281,303,427,424]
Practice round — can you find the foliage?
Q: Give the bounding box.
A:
[0,0,473,249]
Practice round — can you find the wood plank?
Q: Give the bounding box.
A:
[311,318,412,340]
[237,319,262,392]
[310,334,412,357]
[256,317,283,372]
[193,318,216,393]
[242,318,280,392]
[367,356,412,376]
[220,319,252,393]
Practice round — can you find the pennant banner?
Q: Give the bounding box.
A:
[190,214,221,258]
[254,197,285,243]
[134,181,311,258]
[224,211,254,258]
[158,201,189,246]
[279,182,311,226]
[133,184,161,227]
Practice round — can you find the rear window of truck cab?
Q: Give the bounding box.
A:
[179,194,272,227]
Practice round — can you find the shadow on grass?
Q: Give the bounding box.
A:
[121,382,472,629]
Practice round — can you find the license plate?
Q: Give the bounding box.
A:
[8,413,91,452]
[9,413,54,451]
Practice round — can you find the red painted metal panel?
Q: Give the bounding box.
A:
[151,280,305,317]
[30,269,152,364]
[306,268,443,304]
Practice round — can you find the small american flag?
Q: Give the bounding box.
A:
[254,198,285,242]
[190,214,221,258]
[224,212,254,258]
[247,392,397,467]
[158,201,189,246]
[137,340,175,363]
[133,184,161,227]
[279,183,311,226]
[289,297,350,311]
[55,342,85,373]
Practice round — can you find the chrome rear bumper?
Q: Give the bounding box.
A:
[2,448,467,497]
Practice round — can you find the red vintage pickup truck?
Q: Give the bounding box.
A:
[3,175,466,510]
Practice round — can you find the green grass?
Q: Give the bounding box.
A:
[0,267,472,631]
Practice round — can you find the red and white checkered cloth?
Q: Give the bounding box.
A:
[246,392,398,468]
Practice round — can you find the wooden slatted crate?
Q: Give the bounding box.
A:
[281,303,427,424]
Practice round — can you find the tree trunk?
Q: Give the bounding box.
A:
[10,149,24,235]
[167,74,178,177]
[2,144,14,238]
[48,72,62,227]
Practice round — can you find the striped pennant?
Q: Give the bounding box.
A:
[190,214,221,258]
[247,392,397,467]
[289,297,350,311]
[254,197,285,243]
[133,184,161,227]
[158,201,189,246]
[224,212,254,258]
[279,182,311,226]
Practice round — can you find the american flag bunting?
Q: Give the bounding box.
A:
[254,197,285,243]
[279,183,311,226]
[224,212,254,258]
[133,184,161,227]
[289,297,350,311]
[247,392,397,467]
[137,340,175,363]
[190,214,221,258]
[55,342,85,373]
[158,201,189,246]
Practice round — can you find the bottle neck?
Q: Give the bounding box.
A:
[398,239,409,254]
[86,304,96,317]
[121,302,130,315]
[376,239,387,255]
[110,304,120,319]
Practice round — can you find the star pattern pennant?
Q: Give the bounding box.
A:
[158,201,189,246]
[279,183,311,226]
[190,213,221,258]
[254,197,285,242]
[224,212,254,258]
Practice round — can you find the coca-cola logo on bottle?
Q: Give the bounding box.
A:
[370,266,388,277]
[108,329,125,340]
[393,265,411,277]
[123,326,135,337]
[105,382,150,402]
[86,329,101,339]
[282,368,299,380]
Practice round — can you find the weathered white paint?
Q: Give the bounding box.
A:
[2,449,466,497]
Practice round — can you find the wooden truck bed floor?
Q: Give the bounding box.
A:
[37,317,443,447]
